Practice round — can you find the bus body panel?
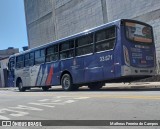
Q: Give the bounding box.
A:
[7,19,156,89]
[121,25,156,76]
[84,54,104,82]
[30,62,61,87]
[113,26,123,78]
[71,57,85,84]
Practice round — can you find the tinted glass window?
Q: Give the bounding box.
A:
[9,57,15,70]
[35,49,45,65]
[16,55,24,68]
[30,52,34,59]
[35,50,40,58]
[46,45,59,62]
[24,52,34,67]
[125,22,153,44]
[60,50,74,59]
[46,45,58,55]
[60,40,74,59]
[25,54,29,60]
[95,27,115,52]
[60,40,74,51]
[96,27,115,42]
[76,46,93,56]
[75,33,93,56]
[76,34,93,47]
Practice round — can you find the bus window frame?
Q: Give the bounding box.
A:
[24,52,35,67]
[59,40,75,60]
[123,20,154,45]
[46,44,59,63]
[16,55,24,69]
[8,57,15,71]
[35,49,46,65]
[95,25,117,54]
[75,33,94,57]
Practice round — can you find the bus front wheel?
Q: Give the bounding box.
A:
[61,74,74,91]
[18,81,26,92]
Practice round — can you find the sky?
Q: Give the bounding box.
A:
[0,0,28,51]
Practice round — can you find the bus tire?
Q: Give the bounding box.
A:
[18,80,26,92]
[88,83,103,90]
[61,74,73,91]
[42,86,49,91]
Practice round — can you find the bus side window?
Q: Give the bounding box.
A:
[24,52,34,67]
[60,40,74,59]
[24,53,30,67]
[35,49,45,65]
[95,27,116,52]
[46,45,58,62]
[75,33,93,56]
[16,55,24,68]
[8,57,15,71]
[29,52,34,66]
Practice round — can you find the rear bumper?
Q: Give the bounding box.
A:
[121,65,156,76]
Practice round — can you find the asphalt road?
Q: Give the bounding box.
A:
[0,85,160,129]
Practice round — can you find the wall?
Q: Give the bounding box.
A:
[24,0,160,72]
[0,58,8,87]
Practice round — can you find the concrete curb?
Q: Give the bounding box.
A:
[0,87,17,91]
[104,82,160,89]
[0,82,160,91]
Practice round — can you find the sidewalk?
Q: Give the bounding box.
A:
[0,87,17,91]
[104,82,160,89]
[0,82,160,91]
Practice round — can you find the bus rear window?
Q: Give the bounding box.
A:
[125,22,153,44]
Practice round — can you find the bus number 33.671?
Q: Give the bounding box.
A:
[100,55,113,62]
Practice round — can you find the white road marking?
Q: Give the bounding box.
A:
[9,105,43,111]
[74,97,90,99]
[0,96,89,120]
[38,99,50,102]
[29,103,55,108]
[51,100,62,102]
[0,115,10,120]
[0,108,28,117]
[64,100,75,103]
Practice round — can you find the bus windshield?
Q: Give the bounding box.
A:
[125,21,153,44]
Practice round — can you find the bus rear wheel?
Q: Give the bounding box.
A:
[18,81,26,92]
[88,83,103,90]
[61,74,74,91]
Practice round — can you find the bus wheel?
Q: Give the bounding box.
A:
[88,83,103,90]
[61,74,73,91]
[42,86,49,91]
[18,81,26,92]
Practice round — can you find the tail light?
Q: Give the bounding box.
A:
[123,46,130,66]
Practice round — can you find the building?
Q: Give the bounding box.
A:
[0,57,9,87]
[0,47,19,59]
[24,0,160,72]
[0,48,19,87]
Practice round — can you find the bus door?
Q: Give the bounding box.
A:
[71,57,85,84]
[8,57,15,87]
[84,54,104,82]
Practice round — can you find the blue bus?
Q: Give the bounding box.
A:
[8,19,156,91]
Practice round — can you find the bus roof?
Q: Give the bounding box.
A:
[10,19,151,58]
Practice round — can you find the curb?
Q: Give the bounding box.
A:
[0,82,160,91]
[0,87,17,91]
